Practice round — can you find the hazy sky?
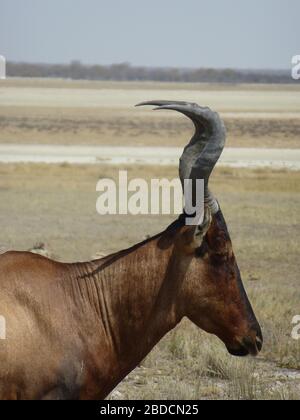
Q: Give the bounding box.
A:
[0,0,299,69]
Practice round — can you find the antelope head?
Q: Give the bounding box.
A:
[137,101,263,357]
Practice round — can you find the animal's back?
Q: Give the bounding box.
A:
[0,250,63,283]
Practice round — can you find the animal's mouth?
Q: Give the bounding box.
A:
[227,335,263,358]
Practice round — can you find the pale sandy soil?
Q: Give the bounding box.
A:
[0,144,300,170]
[0,79,299,149]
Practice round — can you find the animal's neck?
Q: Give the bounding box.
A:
[70,222,188,390]
[95,237,182,365]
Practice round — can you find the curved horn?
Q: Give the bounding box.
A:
[136,101,226,215]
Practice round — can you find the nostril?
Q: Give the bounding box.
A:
[241,334,262,356]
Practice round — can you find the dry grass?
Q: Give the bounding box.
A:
[0,162,299,400]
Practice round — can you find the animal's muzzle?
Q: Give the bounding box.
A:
[228,328,263,357]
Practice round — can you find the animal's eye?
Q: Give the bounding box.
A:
[207,233,228,254]
[210,252,229,266]
[214,236,227,251]
[206,233,233,265]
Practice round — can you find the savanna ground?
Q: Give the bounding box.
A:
[0,79,300,149]
[0,79,299,399]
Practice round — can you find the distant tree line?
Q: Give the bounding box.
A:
[6,61,295,84]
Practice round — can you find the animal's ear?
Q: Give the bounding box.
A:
[182,206,212,251]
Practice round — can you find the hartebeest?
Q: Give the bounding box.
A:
[0,101,262,400]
